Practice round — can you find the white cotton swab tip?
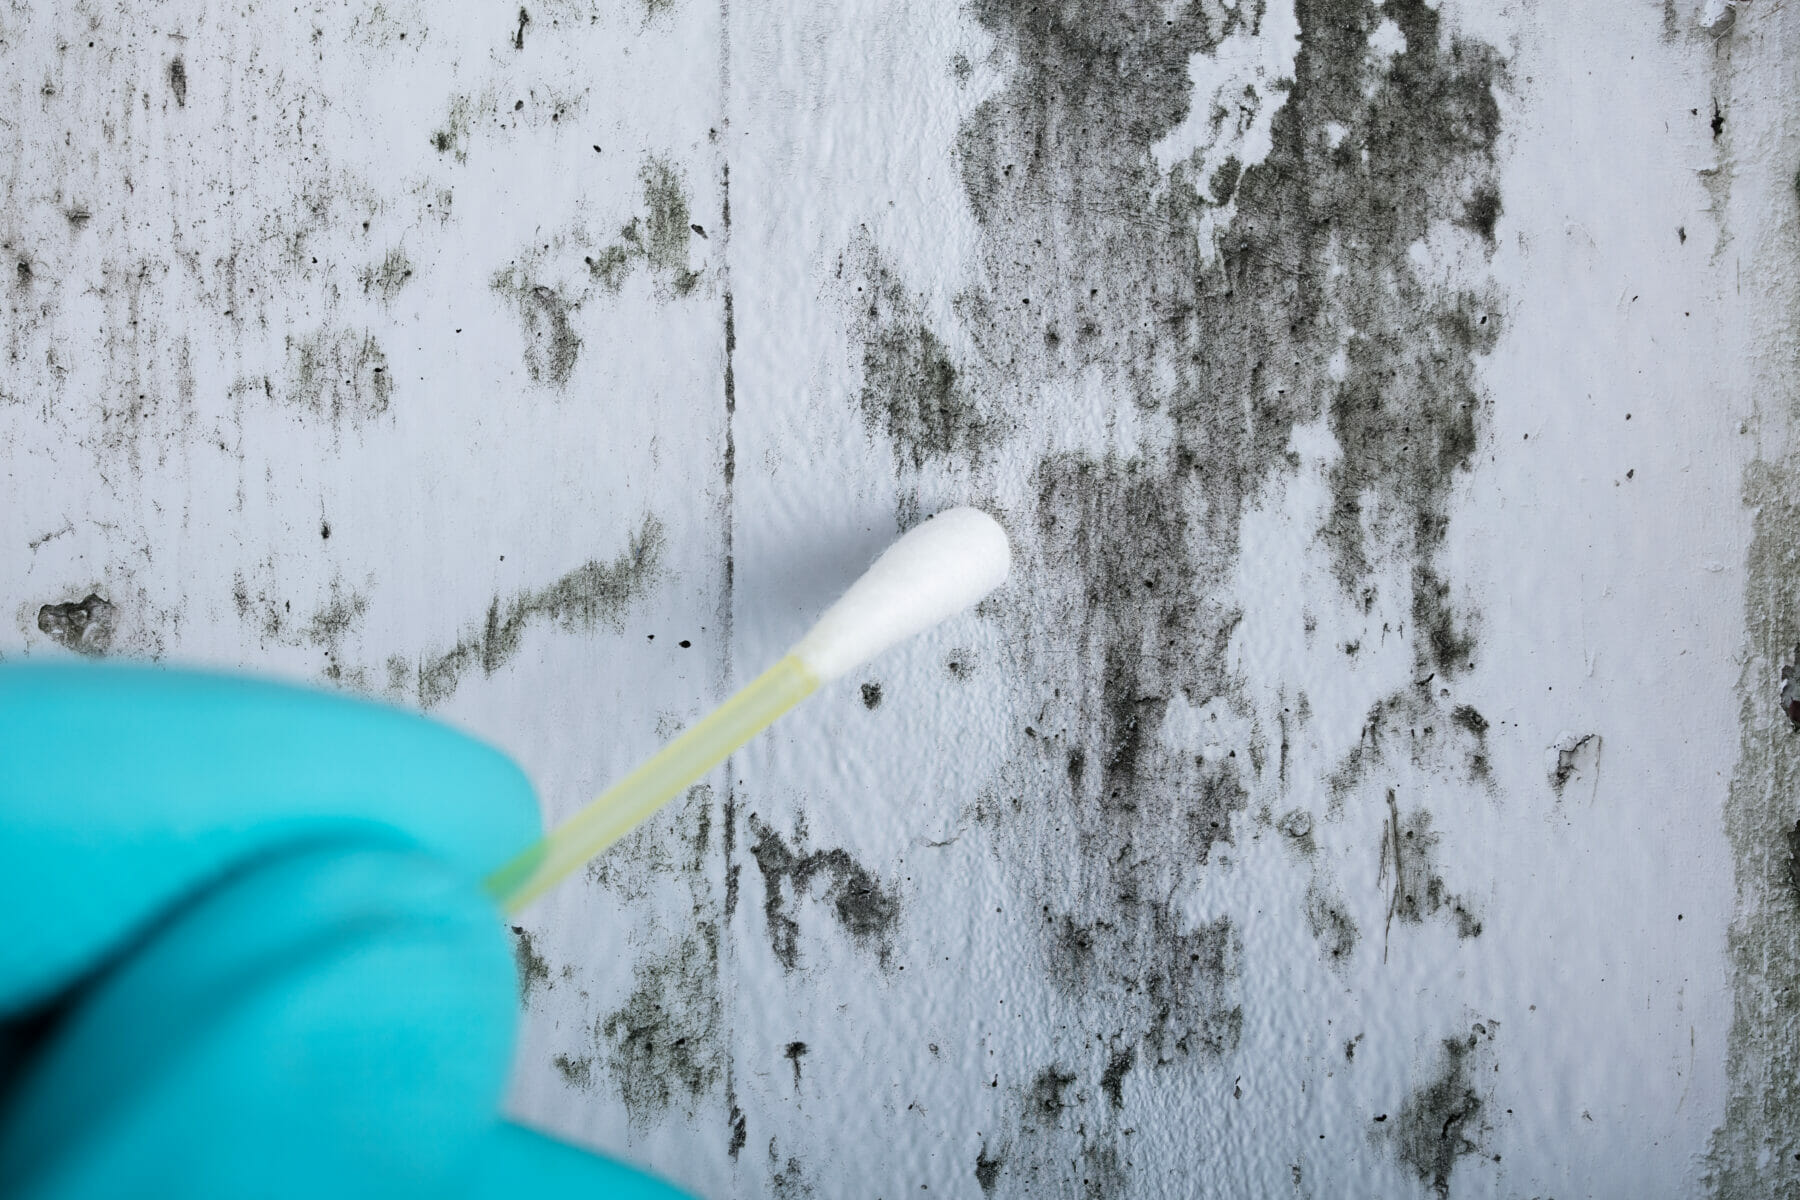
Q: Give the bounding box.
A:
[790,506,1012,683]
[485,505,1012,913]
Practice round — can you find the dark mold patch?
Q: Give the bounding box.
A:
[283,328,392,423]
[417,516,664,706]
[37,593,116,656]
[1458,184,1501,243]
[747,817,901,970]
[306,580,370,685]
[1380,1022,1496,1200]
[860,680,883,709]
[1788,819,1800,900]
[1380,790,1481,956]
[429,93,478,162]
[510,924,551,1003]
[1331,684,1495,796]
[844,242,997,471]
[167,57,187,107]
[975,1143,1004,1194]
[597,924,723,1129]
[512,6,529,50]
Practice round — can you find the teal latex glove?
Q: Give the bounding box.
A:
[0,663,689,1200]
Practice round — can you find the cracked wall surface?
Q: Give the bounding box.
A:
[4,0,1798,1196]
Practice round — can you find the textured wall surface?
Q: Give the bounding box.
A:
[5,0,1800,1195]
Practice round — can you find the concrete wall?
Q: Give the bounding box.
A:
[4,0,1798,1195]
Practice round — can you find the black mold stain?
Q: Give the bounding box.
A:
[430,94,477,162]
[167,57,187,107]
[747,817,901,970]
[510,924,551,1003]
[728,1105,747,1158]
[1381,1023,1496,1200]
[417,516,663,706]
[784,1040,808,1090]
[1331,684,1494,798]
[37,594,116,656]
[552,1052,593,1089]
[846,243,996,471]
[513,6,529,50]
[974,1143,1004,1194]
[860,680,883,709]
[769,1151,814,1199]
[586,157,701,296]
[358,248,414,303]
[1459,184,1501,243]
[1100,1046,1134,1110]
[1712,98,1725,140]
[597,924,722,1129]
[283,328,392,423]
[1024,1066,1076,1128]
[1380,790,1481,957]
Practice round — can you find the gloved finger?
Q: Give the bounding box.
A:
[0,842,516,1200]
[0,664,541,1015]
[476,1121,695,1199]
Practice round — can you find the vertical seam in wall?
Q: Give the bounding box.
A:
[716,0,742,1169]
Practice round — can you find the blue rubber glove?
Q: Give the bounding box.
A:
[0,663,688,1200]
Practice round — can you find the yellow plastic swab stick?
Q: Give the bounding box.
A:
[484,507,1011,915]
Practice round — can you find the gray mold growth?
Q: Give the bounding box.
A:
[586,157,702,297]
[1305,882,1361,966]
[167,56,187,107]
[36,593,117,656]
[553,1052,594,1090]
[1380,1022,1497,1200]
[489,270,582,388]
[284,328,392,423]
[1380,790,1481,956]
[417,516,665,706]
[358,248,414,303]
[747,817,901,970]
[598,924,724,1129]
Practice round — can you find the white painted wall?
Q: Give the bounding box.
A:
[4,1,1798,1196]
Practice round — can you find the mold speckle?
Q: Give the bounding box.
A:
[167,57,187,107]
[860,680,883,709]
[512,6,529,50]
[748,817,901,970]
[597,923,722,1129]
[1380,1023,1497,1200]
[510,924,551,1003]
[1306,883,1361,966]
[36,593,117,656]
[430,93,477,161]
[417,516,664,706]
[306,579,370,684]
[284,328,392,423]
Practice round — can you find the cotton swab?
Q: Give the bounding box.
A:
[483,507,1011,915]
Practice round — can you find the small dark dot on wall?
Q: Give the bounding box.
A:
[861,681,883,709]
[679,639,692,648]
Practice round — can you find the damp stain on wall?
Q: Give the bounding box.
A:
[283,328,393,424]
[860,0,1511,1123]
[415,515,665,706]
[1707,464,1800,1194]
